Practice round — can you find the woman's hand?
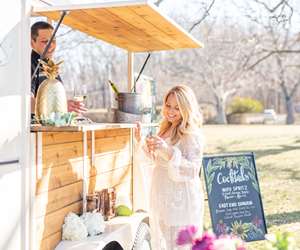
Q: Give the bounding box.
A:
[146,136,167,152]
[67,99,87,114]
[134,122,142,142]
[146,136,173,160]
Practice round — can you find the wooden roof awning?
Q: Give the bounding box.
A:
[32,0,203,52]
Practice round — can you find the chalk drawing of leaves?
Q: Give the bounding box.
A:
[205,158,229,194]
[238,156,249,167]
[205,160,216,194]
[241,156,252,171]
[226,157,235,168]
[247,162,259,193]
[206,159,214,175]
[225,156,245,169]
[247,223,265,240]
[206,171,215,194]
[213,158,227,170]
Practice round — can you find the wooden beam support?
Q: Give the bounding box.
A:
[128,51,134,92]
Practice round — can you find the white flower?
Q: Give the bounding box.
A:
[62,212,88,241]
[81,212,105,236]
[213,238,237,250]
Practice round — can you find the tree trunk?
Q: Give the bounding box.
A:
[215,97,227,124]
[285,97,295,124]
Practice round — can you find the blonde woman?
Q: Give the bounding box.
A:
[135,85,205,250]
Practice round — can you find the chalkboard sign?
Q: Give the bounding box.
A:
[202,153,267,242]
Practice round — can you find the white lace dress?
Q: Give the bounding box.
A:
[137,131,205,250]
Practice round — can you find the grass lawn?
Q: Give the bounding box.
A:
[202,125,300,249]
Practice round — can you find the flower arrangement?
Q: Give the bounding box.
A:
[62,212,105,241]
[176,226,297,250]
[176,225,246,250]
[81,212,105,237]
[62,212,88,241]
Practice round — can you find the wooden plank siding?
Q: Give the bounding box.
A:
[36,202,82,250]
[35,128,133,250]
[35,3,202,52]
[39,232,62,250]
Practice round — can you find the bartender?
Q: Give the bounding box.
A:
[31,21,87,115]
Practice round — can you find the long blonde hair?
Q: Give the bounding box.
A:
[158,85,203,144]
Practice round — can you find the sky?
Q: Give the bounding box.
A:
[157,0,300,33]
[32,0,300,33]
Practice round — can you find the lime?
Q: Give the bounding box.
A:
[116,205,133,216]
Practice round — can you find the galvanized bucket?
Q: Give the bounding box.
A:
[117,92,143,114]
[115,110,151,123]
[116,92,153,123]
[117,93,152,115]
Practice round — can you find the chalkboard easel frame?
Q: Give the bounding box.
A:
[202,152,267,242]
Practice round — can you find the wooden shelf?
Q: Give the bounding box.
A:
[30,122,158,132]
[33,0,203,52]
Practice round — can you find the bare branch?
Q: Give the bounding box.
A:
[224,88,237,100]
[58,38,96,52]
[154,0,164,7]
[286,64,300,68]
[290,82,300,98]
[247,51,276,70]
[272,49,300,53]
[253,0,288,13]
[252,0,294,25]
[188,0,216,32]
[57,28,74,38]
[285,1,294,23]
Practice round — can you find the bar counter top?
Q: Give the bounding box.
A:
[30,122,157,132]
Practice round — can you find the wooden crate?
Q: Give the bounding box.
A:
[34,128,132,250]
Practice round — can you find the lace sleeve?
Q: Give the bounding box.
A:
[134,137,154,164]
[167,132,204,182]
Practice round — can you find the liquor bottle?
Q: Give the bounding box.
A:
[108,80,119,94]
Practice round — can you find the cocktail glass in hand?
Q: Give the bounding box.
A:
[73,84,87,104]
[146,134,156,160]
[73,84,88,122]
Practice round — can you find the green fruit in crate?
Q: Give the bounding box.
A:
[116,205,133,216]
[35,59,67,124]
